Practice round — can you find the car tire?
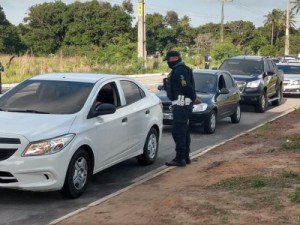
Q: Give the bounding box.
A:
[137,128,159,165]
[203,110,216,134]
[61,148,91,198]
[230,104,241,123]
[272,84,283,106]
[255,91,267,113]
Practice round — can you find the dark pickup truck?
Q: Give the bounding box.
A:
[219,56,284,113]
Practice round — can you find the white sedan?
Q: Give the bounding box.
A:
[0,73,163,198]
[277,63,300,95]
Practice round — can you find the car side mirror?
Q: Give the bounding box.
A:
[218,88,230,95]
[87,103,116,119]
[265,70,275,76]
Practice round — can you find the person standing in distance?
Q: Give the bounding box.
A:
[163,50,201,167]
[204,53,211,69]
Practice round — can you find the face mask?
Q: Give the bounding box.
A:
[167,59,180,69]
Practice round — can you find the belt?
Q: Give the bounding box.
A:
[172,96,192,106]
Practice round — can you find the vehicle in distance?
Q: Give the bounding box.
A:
[0,73,163,198]
[277,63,300,96]
[157,69,241,134]
[219,56,284,113]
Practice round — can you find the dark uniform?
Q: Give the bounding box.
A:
[164,51,197,167]
[204,54,210,69]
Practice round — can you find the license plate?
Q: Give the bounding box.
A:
[163,113,173,120]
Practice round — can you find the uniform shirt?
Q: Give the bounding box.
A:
[170,61,196,102]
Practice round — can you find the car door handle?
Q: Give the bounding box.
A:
[122,117,128,123]
[145,109,150,115]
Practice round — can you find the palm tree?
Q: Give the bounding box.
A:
[285,10,296,29]
[264,9,285,45]
[291,0,300,13]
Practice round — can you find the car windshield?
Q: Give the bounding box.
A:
[193,73,217,93]
[220,59,263,75]
[277,65,300,74]
[0,80,94,114]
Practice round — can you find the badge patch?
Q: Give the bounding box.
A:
[180,75,187,87]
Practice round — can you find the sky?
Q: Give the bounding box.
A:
[0,0,298,28]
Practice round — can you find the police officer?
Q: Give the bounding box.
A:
[163,50,201,167]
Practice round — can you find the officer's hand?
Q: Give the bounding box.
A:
[194,96,202,104]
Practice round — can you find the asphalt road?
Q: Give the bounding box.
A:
[0,75,300,225]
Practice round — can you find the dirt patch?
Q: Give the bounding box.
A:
[57,109,300,225]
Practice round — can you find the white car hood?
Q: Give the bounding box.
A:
[284,74,300,81]
[0,112,76,141]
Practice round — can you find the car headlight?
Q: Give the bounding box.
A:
[22,134,75,156]
[291,80,300,85]
[246,80,260,88]
[193,103,208,112]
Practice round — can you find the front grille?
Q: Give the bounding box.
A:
[163,102,172,112]
[0,136,21,161]
[0,138,20,144]
[0,148,18,160]
[0,171,18,183]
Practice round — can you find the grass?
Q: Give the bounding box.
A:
[0,53,216,84]
[215,172,300,204]
[281,135,300,152]
[0,54,171,84]
[289,187,300,203]
[215,176,290,189]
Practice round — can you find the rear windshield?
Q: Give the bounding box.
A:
[220,59,263,75]
[0,80,94,114]
[277,65,300,74]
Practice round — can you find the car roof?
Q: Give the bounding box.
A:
[277,62,300,66]
[193,69,223,76]
[225,55,264,61]
[29,73,124,83]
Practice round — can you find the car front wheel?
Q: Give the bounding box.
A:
[255,91,267,113]
[137,128,159,165]
[61,148,91,198]
[272,84,283,106]
[203,110,216,134]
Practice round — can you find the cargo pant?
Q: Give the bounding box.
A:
[171,104,193,161]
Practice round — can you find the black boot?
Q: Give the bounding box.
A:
[185,157,191,164]
[165,158,186,167]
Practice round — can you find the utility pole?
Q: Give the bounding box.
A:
[138,0,146,67]
[220,0,233,42]
[284,0,290,55]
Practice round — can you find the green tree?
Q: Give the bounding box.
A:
[20,1,67,55]
[145,13,168,54]
[264,9,285,45]
[0,6,24,54]
[62,1,132,49]
[172,15,195,50]
[122,0,133,14]
[259,44,277,56]
[211,42,241,62]
[248,29,268,54]
[165,10,179,27]
[291,0,300,13]
[225,21,255,47]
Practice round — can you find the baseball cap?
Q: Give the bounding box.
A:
[163,50,181,61]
